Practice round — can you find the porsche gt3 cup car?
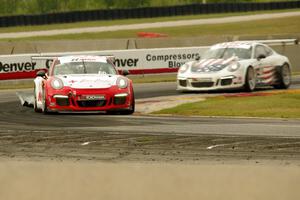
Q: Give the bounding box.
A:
[33,55,135,114]
[177,41,292,92]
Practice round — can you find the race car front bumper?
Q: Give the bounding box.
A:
[45,86,133,112]
[177,75,244,91]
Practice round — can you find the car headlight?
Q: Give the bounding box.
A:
[179,64,189,74]
[117,77,128,89]
[51,78,64,90]
[227,63,241,72]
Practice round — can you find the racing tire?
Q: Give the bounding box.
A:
[273,64,291,89]
[41,89,49,114]
[33,87,42,113]
[244,66,256,92]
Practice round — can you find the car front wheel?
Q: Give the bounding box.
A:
[41,89,49,114]
[244,66,256,92]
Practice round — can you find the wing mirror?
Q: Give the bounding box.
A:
[121,69,130,76]
[257,54,266,60]
[36,70,46,77]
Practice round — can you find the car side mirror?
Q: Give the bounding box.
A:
[257,54,266,60]
[122,70,130,76]
[36,70,46,77]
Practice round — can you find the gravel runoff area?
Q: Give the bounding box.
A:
[1,161,299,200]
[0,11,300,39]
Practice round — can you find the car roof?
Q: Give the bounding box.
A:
[57,55,109,64]
[211,41,260,50]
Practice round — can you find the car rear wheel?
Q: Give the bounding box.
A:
[273,64,291,89]
[244,66,256,92]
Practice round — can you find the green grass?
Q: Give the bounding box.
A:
[7,14,300,41]
[129,74,176,83]
[1,8,299,34]
[154,91,300,118]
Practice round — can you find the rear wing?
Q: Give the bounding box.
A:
[31,56,56,61]
[31,56,57,72]
[31,54,116,72]
[31,55,115,62]
[240,39,298,46]
[255,39,298,45]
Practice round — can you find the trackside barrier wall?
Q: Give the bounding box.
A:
[1,41,299,81]
[0,47,208,80]
[0,1,300,27]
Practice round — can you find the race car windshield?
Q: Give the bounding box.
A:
[202,48,252,60]
[53,62,117,76]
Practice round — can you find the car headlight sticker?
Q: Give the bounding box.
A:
[117,77,128,89]
[227,63,241,72]
[51,78,64,90]
[179,64,189,73]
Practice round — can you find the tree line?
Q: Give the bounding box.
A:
[0,0,291,16]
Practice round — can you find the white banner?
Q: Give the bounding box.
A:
[0,46,209,79]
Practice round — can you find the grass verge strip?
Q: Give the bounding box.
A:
[153,90,300,119]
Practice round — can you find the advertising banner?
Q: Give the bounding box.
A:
[0,46,209,80]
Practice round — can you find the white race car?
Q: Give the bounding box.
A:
[177,41,292,92]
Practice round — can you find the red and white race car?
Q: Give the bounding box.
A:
[33,55,135,114]
[177,40,294,92]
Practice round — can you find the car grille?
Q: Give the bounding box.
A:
[77,100,106,107]
[221,79,233,86]
[56,98,70,106]
[114,97,127,105]
[179,80,187,87]
[191,82,214,88]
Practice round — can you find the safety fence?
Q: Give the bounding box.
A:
[0,1,300,27]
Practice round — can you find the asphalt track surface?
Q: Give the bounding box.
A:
[0,80,300,162]
[1,11,300,39]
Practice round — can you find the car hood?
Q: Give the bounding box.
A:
[191,57,237,73]
[56,74,118,89]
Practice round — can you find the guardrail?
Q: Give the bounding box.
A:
[0,1,300,27]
